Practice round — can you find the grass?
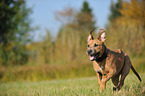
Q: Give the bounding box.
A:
[0,73,145,96]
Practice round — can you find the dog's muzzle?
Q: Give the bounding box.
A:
[87,49,93,55]
[87,49,100,61]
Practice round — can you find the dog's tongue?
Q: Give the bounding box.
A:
[90,56,95,61]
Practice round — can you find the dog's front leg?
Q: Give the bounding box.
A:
[96,72,106,92]
[99,81,106,92]
[101,69,115,83]
[96,72,102,85]
[99,70,115,91]
[96,72,105,92]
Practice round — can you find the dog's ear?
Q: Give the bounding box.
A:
[97,29,106,42]
[87,29,94,42]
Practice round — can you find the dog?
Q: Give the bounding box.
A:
[87,29,141,91]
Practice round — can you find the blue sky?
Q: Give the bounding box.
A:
[26,0,117,41]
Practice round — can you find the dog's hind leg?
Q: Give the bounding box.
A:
[116,55,131,90]
[112,74,120,86]
[111,74,120,91]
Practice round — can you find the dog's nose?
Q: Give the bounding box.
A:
[87,49,92,54]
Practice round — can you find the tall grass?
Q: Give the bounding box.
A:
[0,55,144,83]
[0,60,95,82]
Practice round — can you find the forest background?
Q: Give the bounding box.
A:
[0,0,144,82]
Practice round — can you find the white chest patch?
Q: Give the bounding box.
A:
[96,66,103,72]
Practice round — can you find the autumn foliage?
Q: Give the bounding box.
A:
[106,0,145,57]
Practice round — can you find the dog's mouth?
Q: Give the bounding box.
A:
[89,52,100,61]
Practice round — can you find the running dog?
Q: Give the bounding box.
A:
[87,29,141,91]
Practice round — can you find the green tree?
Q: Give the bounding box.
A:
[54,1,96,63]
[41,30,53,64]
[0,0,33,65]
[108,0,123,23]
[76,1,96,31]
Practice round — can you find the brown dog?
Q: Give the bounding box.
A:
[87,29,141,91]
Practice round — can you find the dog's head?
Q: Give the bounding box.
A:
[87,29,106,61]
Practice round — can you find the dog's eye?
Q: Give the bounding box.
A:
[94,44,98,47]
[87,45,89,47]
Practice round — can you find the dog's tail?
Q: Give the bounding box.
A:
[131,65,142,82]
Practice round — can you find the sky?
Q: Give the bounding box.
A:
[26,0,117,41]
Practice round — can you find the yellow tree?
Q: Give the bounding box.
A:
[117,0,145,26]
[106,0,145,56]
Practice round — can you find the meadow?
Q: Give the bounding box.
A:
[0,73,144,96]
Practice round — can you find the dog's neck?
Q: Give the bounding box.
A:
[95,45,108,62]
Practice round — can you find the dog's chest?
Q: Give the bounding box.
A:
[93,62,108,75]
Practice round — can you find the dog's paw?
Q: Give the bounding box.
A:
[113,87,117,91]
[113,87,121,92]
[99,82,106,90]
[99,90,102,93]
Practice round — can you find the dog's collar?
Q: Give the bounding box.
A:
[95,46,108,62]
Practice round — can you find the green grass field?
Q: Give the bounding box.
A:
[0,73,145,96]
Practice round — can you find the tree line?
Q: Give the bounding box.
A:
[0,0,144,66]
